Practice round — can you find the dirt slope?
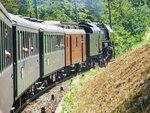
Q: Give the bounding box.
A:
[74,44,150,113]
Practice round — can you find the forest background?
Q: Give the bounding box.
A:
[1,0,150,56]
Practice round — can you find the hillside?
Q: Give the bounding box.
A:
[74,44,150,113]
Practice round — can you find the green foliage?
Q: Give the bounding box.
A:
[102,0,149,56]
[1,0,104,22]
[1,0,19,14]
[1,0,150,57]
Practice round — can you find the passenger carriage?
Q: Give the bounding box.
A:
[38,23,65,82]
[0,3,13,113]
[9,14,40,108]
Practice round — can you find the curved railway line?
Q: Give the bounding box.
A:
[0,3,115,113]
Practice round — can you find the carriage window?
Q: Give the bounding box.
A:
[17,31,20,60]
[56,35,60,51]
[48,35,51,53]
[0,21,1,72]
[23,32,25,58]
[32,33,35,55]
[30,33,33,56]
[5,26,9,67]
[36,34,38,52]
[59,35,64,51]
[5,26,7,67]
[31,33,38,56]
[35,33,39,55]
[46,36,48,53]
[26,32,28,57]
[49,36,51,52]
[48,35,49,52]
[54,35,57,51]
[7,26,11,66]
[25,32,27,57]
[9,27,12,65]
[9,27,13,65]
[1,21,3,71]
[47,35,49,53]
[27,32,31,56]
[51,35,54,52]
[49,35,51,53]
[27,32,29,57]
[50,35,52,52]
[60,35,64,50]
[51,35,52,52]
[45,35,46,53]
[47,35,48,53]
[53,35,55,52]
[51,36,53,52]
[36,34,38,48]
[52,35,58,52]
[2,23,5,69]
[20,31,23,59]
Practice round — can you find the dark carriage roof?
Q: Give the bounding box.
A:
[42,21,79,29]
[42,21,61,26]
[64,29,85,35]
[79,22,101,33]
[38,22,65,33]
[0,3,12,27]
[9,13,38,30]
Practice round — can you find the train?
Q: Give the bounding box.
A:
[0,3,115,113]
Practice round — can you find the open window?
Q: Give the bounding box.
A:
[0,20,1,72]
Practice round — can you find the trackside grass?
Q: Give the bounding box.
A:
[62,67,101,113]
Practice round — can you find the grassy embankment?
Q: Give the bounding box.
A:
[62,27,150,113]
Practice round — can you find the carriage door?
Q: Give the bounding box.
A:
[81,35,84,61]
[65,34,71,66]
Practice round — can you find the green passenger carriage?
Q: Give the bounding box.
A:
[0,3,13,113]
[10,14,40,105]
[38,23,65,81]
